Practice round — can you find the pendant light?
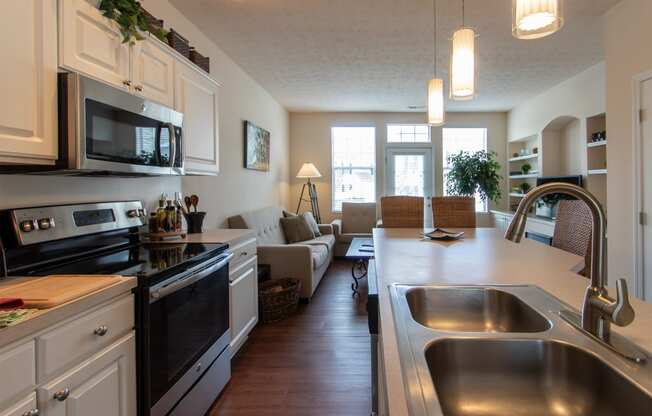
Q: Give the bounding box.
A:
[512,0,564,39]
[450,0,477,101]
[427,0,445,126]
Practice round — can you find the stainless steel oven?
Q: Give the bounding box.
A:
[57,72,184,176]
[145,251,233,416]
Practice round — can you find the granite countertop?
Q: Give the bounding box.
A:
[373,227,652,416]
[0,275,136,348]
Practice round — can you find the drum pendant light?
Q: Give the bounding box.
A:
[512,0,564,39]
[450,0,477,101]
[427,0,445,126]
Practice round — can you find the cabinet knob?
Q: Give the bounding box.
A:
[93,325,109,336]
[22,410,39,416]
[123,80,132,87]
[135,85,143,92]
[53,388,70,402]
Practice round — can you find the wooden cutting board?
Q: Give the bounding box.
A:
[0,275,120,309]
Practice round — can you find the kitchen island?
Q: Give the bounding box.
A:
[373,227,652,416]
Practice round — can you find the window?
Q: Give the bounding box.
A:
[442,128,489,212]
[331,126,376,211]
[387,124,430,143]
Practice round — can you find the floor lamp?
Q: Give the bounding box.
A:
[295,163,322,223]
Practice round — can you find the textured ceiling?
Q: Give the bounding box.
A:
[170,0,620,112]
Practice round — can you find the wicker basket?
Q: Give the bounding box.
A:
[141,8,164,33]
[189,48,210,73]
[167,29,190,59]
[259,278,302,323]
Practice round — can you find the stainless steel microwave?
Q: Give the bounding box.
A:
[57,72,184,176]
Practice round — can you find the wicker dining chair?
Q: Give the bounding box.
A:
[552,200,593,277]
[380,196,424,228]
[432,196,477,228]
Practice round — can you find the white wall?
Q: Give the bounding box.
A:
[0,0,290,228]
[508,63,606,141]
[289,112,508,223]
[604,0,652,292]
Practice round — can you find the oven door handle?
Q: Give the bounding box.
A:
[150,252,233,303]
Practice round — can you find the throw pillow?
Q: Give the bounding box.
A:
[280,216,315,243]
[302,212,321,237]
[282,210,298,218]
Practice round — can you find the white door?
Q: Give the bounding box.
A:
[59,0,131,90]
[385,148,434,226]
[38,333,136,416]
[642,77,652,302]
[0,0,58,165]
[131,39,175,107]
[174,61,220,175]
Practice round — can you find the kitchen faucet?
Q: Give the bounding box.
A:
[505,182,645,362]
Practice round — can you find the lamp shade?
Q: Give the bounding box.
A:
[512,0,563,39]
[296,163,322,178]
[450,27,477,101]
[427,78,445,126]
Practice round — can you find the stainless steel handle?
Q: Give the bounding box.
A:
[150,253,233,302]
[94,325,108,336]
[612,279,635,326]
[167,123,176,169]
[53,388,70,402]
[122,80,132,87]
[22,410,39,416]
[135,85,143,92]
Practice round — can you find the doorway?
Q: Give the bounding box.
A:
[385,147,434,226]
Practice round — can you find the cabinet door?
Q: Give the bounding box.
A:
[0,393,38,416]
[59,0,130,90]
[0,0,58,164]
[38,333,136,416]
[229,258,258,356]
[131,38,175,107]
[174,62,220,174]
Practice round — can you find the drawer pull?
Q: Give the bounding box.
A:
[122,80,131,87]
[135,85,143,92]
[94,325,109,336]
[22,410,39,416]
[240,252,248,256]
[53,388,70,402]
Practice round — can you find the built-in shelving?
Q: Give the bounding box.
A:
[587,140,607,148]
[508,154,539,162]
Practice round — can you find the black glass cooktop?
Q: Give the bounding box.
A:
[25,242,228,283]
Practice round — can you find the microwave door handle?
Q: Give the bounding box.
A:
[166,123,176,169]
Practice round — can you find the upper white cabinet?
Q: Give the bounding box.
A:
[132,39,175,107]
[58,0,131,91]
[174,61,220,175]
[0,0,58,165]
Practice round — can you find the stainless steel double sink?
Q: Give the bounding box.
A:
[390,285,652,416]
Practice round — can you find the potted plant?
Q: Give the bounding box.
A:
[98,0,168,44]
[446,150,502,209]
[519,182,531,194]
[521,163,532,175]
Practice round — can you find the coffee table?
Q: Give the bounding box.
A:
[345,237,374,296]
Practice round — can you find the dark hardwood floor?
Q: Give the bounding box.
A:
[209,260,372,416]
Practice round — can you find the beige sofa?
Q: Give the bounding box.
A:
[228,206,334,299]
[331,202,377,257]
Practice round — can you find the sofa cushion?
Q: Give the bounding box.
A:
[280,216,315,243]
[341,202,377,234]
[302,212,321,236]
[228,206,287,245]
[308,244,330,269]
[301,234,336,251]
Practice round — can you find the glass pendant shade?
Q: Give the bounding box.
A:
[450,27,477,101]
[427,78,445,126]
[512,0,564,39]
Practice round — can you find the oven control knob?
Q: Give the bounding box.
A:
[37,218,55,230]
[20,220,36,233]
[127,209,139,218]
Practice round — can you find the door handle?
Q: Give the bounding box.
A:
[166,123,176,169]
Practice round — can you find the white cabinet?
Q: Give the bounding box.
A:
[131,39,175,107]
[38,333,136,416]
[229,256,258,356]
[0,393,38,416]
[0,341,35,409]
[174,61,220,175]
[0,0,58,165]
[58,0,131,91]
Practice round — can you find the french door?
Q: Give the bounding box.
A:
[385,147,434,226]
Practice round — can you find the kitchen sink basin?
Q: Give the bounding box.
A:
[426,338,652,416]
[405,287,550,333]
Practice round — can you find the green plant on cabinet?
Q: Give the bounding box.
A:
[99,0,168,44]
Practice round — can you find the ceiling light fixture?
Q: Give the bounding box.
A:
[450,0,477,101]
[427,0,445,126]
[512,0,564,39]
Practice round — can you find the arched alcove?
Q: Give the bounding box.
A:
[540,115,585,178]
